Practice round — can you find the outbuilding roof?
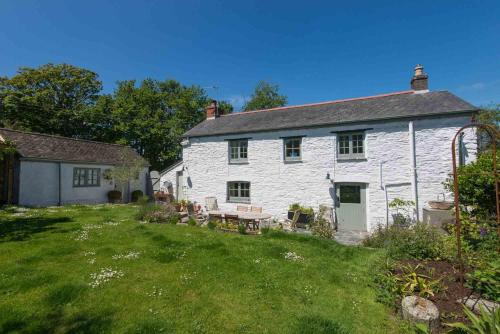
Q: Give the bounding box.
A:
[184,90,477,138]
[0,128,149,166]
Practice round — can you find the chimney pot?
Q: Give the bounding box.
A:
[411,64,429,92]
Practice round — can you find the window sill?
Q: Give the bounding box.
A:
[228,160,249,165]
[73,185,101,188]
[337,157,367,162]
[227,199,251,204]
[284,159,303,164]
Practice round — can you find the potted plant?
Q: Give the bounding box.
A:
[107,190,122,203]
[288,203,314,227]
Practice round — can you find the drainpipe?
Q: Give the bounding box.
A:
[58,162,62,206]
[409,121,419,221]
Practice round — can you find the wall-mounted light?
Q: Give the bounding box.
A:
[326,172,331,180]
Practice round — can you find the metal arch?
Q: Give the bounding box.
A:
[451,123,500,283]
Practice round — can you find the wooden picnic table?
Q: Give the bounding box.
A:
[208,210,272,221]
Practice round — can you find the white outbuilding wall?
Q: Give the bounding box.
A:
[163,114,475,231]
[18,160,149,206]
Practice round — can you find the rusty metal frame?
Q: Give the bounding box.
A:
[451,123,500,283]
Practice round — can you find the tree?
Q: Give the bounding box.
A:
[217,100,234,114]
[108,79,209,170]
[243,81,287,111]
[0,63,102,138]
[476,104,500,151]
[110,147,148,202]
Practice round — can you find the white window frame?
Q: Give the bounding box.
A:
[337,132,365,160]
[283,137,302,162]
[228,139,248,163]
[227,181,250,203]
[73,167,101,187]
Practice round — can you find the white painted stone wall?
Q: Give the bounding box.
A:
[162,114,475,231]
[19,160,149,206]
[159,162,183,198]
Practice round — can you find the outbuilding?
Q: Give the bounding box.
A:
[0,128,150,206]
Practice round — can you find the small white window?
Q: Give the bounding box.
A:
[284,137,302,161]
[337,132,365,159]
[227,181,250,203]
[229,139,248,163]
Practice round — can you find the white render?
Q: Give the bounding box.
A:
[161,114,476,231]
[18,160,149,207]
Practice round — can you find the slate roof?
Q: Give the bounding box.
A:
[184,90,477,138]
[0,128,149,166]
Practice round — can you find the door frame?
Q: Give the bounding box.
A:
[334,182,367,231]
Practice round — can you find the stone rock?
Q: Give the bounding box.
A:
[458,297,500,314]
[402,296,440,333]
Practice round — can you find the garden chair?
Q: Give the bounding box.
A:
[237,205,248,212]
[182,202,206,225]
[284,210,300,231]
[250,206,262,213]
[205,197,219,211]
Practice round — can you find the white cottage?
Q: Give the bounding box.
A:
[161,66,477,231]
[0,128,150,206]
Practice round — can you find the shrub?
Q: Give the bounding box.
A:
[395,264,442,299]
[187,217,197,226]
[389,198,415,226]
[131,190,144,202]
[466,259,500,302]
[207,221,216,230]
[310,213,334,239]
[137,195,150,207]
[446,305,500,333]
[237,223,246,235]
[363,223,447,260]
[288,203,314,216]
[136,203,179,224]
[107,190,122,203]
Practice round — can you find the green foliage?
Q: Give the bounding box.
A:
[0,63,102,138]
[466,260,500,302]
[363,223,449,260]
[187,217,197,226]
[310,207,334,239]
[395,264,442,299]
[130,190,144,203]
[372,260,400,306]
[477,104,500,152]
[217,100,234,114]
[0,140,16,161]
[389,198,415,226]
[446,305,500,334]
[243,81,287,111]
[206,221,216,230]
[136,202,179,224]
[237,223,247,235]
[288,203,314,216]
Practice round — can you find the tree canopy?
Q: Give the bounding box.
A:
[243,81,287,111]
[0,63,102,138]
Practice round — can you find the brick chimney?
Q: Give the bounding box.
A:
[411,64,429,92]
[206,100,218,119]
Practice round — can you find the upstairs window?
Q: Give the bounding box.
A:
[337,132,365,159]
[284,137,302,162]
[229,139,248,163]
[73,168,100,187]
[227,181,250,203]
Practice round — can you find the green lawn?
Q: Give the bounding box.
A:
[0,204,401,333]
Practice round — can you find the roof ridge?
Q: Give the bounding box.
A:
[0,127,131,149]
[223,90,415,117]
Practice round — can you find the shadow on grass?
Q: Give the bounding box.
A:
[294,315,350,334]
[0,216,73,242]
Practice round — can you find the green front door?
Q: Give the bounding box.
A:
[335,183,367,231]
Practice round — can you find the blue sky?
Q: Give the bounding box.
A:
[0,0,498,111]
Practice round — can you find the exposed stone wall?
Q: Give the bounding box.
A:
[163,114,475,231]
